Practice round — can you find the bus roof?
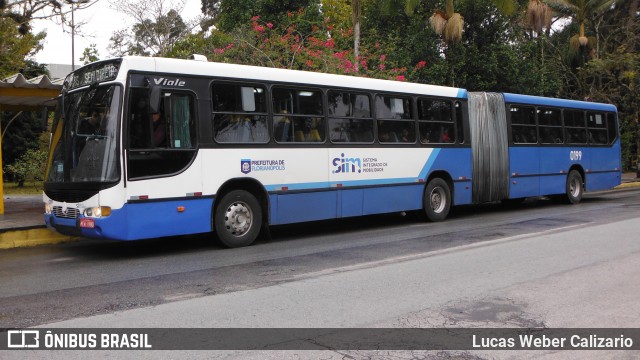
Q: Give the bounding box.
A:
[503,93,617,112]
[117,56,468,100]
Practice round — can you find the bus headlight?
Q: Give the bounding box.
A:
[84,206,111,218]
[45,203,52,214]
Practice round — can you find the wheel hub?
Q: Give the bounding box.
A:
[430,187,446,213]
[224,202,252,237]
[570,178,580,197]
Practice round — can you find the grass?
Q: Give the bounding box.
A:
[2,182,43,195]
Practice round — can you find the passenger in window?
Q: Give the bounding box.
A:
[541,128,555,143]
[440,128,451,143]
[401,127,412,142]
[79,109,100,135]
[152,111,166,147]
[421,130,431,143]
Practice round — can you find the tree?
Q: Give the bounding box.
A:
[1,111,44,171]
[80,43,99,64]
[562,0,639,171]
[352,0,361,71]
[0,0,99,35]
[429,0,464,44]
[108,0,199,57]
[0,16,45,78]
[3,147,47,187]
[549,0,617,55]
[202,0,318,33]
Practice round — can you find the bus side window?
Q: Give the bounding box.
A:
[272,87,325,143]
[455,101,465,144]
[538,108,563,144]
[606,113,618,145]
[510,105,537,144]
[418,98,454,144]
[328,91,373,143]
[128,88,152,149]
[168,93,196,149]
[213,83,269,143]
[376,95,415,143]
[587,112,607,145]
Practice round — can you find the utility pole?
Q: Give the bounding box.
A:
[66,0,89,70]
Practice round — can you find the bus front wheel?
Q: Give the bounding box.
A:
[565,170,583,204]
[214,190,262,248]
[424,178,451,222]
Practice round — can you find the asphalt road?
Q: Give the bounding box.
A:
[1,189,639,359]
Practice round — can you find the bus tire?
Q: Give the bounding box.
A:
[424,178,451,222]
[214,190,262,248]
[565,170,583,204]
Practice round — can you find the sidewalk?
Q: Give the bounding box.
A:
[1,173,639,250]
[0,194,76,249]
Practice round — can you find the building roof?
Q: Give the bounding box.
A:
[0,73,63,110]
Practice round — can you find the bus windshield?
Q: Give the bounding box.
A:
[47,85,121,183]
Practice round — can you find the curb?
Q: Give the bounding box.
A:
[0,227,78,250]
[615,181,640,190]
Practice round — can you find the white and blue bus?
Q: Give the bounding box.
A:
[44,56,621,247]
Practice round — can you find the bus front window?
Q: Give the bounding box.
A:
[46,85,121,184]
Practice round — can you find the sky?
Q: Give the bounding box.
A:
[31,0,202,66]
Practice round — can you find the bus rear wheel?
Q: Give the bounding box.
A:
[564,170,583,204]
[214,190,262,248]
[424,178,451,222]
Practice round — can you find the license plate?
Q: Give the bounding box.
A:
[80,218,95,229]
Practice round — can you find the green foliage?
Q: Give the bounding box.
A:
[0,16,45,78]
[209,0,319,33]
[108,2,192,57]
[20,60,49,78]
[167,31,233,59]
[80,44,100,64]
[1,112,43,167]
[3,148,48,187]
[201,7,422,82]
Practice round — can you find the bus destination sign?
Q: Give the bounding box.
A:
[65,60,122,90]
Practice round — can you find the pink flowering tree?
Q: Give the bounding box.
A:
[207,8,428,82]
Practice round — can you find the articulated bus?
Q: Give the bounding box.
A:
[43,56,621,247]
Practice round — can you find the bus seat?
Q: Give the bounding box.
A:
[275,117,291,142]
[240,118,251,142]
[309,129,321,142]
[295,130,305,142]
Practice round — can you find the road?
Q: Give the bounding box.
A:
[1,189,640,359]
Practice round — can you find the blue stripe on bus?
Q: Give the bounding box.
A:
[502,93,617,112]
[419,148,441,179]
[457,89,469,99]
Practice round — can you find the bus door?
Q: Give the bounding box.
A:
[126,87,198,180]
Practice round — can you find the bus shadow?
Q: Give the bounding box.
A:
[60,195,610,260]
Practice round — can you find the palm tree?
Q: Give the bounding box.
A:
[429,0,464,43]
[526,0,554,35]
[548,0,617,51]
[428,0,522,44]
[351,0,360,71]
